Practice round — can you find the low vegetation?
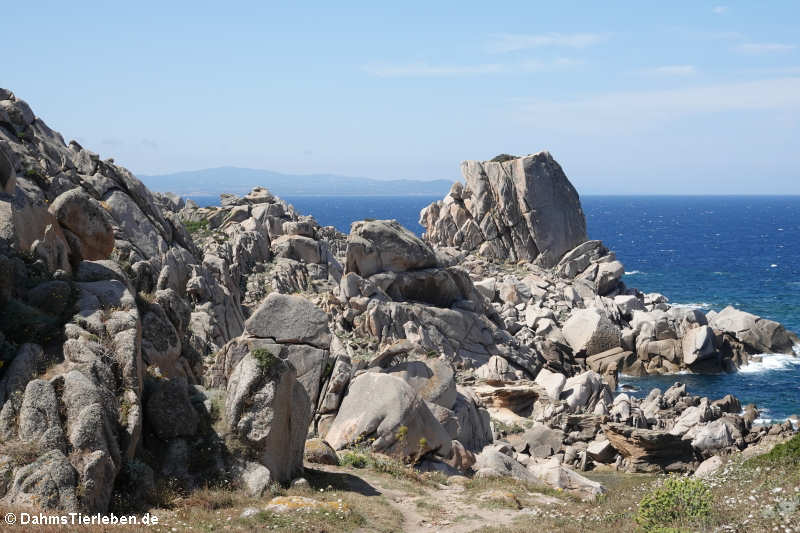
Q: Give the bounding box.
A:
[182,218,209,234]
[635,477,712,531]
[746,431,800,468]
[491,419,530,436]
[2,435,798,532]
[473,436,800,533]
[252,347,279,371]
[0,438,41,467]
[490,153,518,163]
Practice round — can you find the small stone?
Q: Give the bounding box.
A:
[239,507,259,519]
[290,477,309,489]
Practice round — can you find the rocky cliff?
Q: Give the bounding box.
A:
[419,152,588,268]
[0,89,797,515]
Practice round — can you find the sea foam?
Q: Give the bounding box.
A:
[671,302,712,310]
[738,353,800,374]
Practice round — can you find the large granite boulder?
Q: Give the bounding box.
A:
[2,450,79,510]
[451,387,493,452]
[225,353,311,483]
[419,152,588,267]
[562,309,621,357]
[384,358,457,409]
[49,188,115,261]
[244,293,331,348]
[561,371,613,413]
[325,372,451,460]
[709,306,797,355]
[528,457,606,500]
[473,446,542,484]
[682,325,716,366]
[345,219,437,278]
[372,267,474,308]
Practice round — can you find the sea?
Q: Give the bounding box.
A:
[190,194,800,421]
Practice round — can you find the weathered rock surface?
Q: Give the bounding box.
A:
[602,423,696,473]
[420,152,588,267]
[325,372,452,460]
[710,306,797,355]
[304,438,339,465]
[0,89,796,514]
[528,457,606,500]
[474,447,542,484]
[225,353,311,483]
[345,219,437,277]
[49,188,114,262]
[563,309,621,357]
[244,292,331,348]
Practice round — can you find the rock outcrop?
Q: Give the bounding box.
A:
[419,152,588,267]
[0,88,796,514]
[325,372,452,460]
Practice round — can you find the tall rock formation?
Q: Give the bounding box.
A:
[419,152,588,268]
[0,87,796,515]
[0,88,330,511]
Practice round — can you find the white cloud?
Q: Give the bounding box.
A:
[362,62,504,77]
[712,5,728,14]
[363,58,579,78]
[644,65,697,76]
[487,32,606,53]
[737,43,796,54]
[516,77,800,132]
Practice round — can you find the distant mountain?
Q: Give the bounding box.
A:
[138,166,455,197]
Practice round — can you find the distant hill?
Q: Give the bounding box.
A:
[138,167,454,197]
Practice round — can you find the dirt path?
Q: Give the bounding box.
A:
[318,464,564,533]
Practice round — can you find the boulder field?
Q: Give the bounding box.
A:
[0,89,797,512]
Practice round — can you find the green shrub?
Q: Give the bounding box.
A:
[745,432,800,468]
[252,348,280,372]
[490,153,518,163]
[338,444,430,483]
[339,449,369,469]
[395,425,408,443]
[492,419,526,435]
[636,477,712,531]
[183,219,209,234]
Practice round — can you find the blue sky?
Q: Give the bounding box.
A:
[4,1,800,194]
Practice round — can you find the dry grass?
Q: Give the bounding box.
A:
[2,435,797,533]
[464,475,578,501]
[0,439,41,467]
[0,467,403,533]
[338,446,447,492]
[470,437,800,533]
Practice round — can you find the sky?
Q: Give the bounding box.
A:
[3,1,800,194]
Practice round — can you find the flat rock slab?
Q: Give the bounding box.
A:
[602,422,695,473]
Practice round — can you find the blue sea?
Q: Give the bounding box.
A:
[191,194,800,420]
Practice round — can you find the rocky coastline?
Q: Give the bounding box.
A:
[0,88,797,516]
